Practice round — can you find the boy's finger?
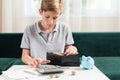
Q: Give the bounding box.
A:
[42,60,51,64]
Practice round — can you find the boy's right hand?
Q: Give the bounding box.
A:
[28,58,51,68]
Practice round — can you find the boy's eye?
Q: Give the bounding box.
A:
[46,16,50,18]
[45,16,58,20]
[53,17,57,20]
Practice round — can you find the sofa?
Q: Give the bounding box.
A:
[0,32,120,80]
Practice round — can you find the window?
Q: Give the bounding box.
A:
[24,0,118,17]
[82,0,118,16]
[24,0,41,17]
[24,0,81,17]
[23,0,120,32]
[63,0,81,17]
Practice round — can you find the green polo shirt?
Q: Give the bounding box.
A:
[21,21,74,59]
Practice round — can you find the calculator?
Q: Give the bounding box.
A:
[37,65,64,74]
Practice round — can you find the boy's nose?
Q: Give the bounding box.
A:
[48,18,54,25]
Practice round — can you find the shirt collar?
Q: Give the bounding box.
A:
[36,21,42,33]
[36,21,59,34]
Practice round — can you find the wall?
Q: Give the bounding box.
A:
[0,0,2,32]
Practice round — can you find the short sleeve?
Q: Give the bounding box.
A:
[65,24,74,45]
[20,26,30,49]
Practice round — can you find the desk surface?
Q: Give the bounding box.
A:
[0,65,110,80]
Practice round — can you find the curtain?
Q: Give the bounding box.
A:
[2,0,120,32]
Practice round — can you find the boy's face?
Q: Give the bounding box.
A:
[40,9,61,29]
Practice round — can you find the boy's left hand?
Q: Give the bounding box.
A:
[64,45,78,56]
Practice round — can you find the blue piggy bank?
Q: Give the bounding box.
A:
[81,55,95,70]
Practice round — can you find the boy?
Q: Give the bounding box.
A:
[21,0,78,67]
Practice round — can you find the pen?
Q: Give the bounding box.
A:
[24,70,37,76]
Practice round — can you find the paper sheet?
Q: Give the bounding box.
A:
[2,69,39,80]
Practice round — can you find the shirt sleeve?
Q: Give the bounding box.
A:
[65,24,74,45]
[20,26,30,49]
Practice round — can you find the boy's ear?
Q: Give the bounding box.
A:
[39,9,43,15]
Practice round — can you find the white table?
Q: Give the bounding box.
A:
[0,65,110,80]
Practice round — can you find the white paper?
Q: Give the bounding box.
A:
[2,69,39,80]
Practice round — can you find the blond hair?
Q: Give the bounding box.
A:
[41,0,64,14]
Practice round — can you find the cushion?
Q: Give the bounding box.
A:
[93,57,120,80]
[0,58,17,74]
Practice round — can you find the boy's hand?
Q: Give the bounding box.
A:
[64,45,78,56]
[29,58,50,68]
